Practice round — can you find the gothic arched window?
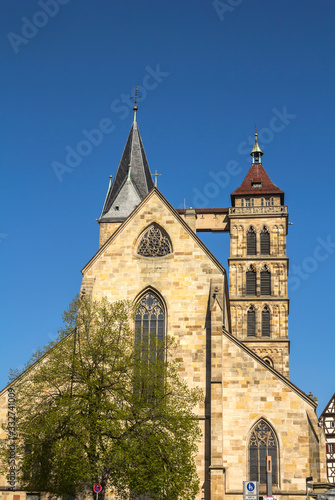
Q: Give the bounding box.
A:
[262,306,271,337]
[137,225,172,257]
[135,291,165,363]
[247,307,256,337]
[247,227,256,255]
[249,420,278,485]
[246,265,256,296]
[260,266,271,296]
[260,227,270,255]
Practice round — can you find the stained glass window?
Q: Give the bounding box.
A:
[137,225,171,257]
[135,292,165,363]
[249,420,278,485]
[134,292,165,400]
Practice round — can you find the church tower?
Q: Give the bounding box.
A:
[228,132,290,376]
[98,104,154,248]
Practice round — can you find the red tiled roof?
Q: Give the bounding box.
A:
[231,163,284,197]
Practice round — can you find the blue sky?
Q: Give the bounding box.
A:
[1,0,334,413]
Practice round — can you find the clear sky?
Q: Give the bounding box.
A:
[1,0,334,413]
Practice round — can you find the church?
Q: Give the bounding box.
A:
[0,103,329,500]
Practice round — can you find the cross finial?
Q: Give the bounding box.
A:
[153,170,161,187]
[131,86,142,122]
[255,123,258,136]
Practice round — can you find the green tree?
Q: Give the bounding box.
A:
[1,296,202,500]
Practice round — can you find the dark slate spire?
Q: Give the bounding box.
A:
[99,112,154,221]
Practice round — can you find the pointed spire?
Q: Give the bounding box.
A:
[99,115,154,221]
[250,126,263,163]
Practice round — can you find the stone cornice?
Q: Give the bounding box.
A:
[229,205,288,216]
[228,256,288,262]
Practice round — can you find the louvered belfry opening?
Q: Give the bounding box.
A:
[249,420,278,485]
[247,227,257,255]
[247,307,256,337]
[246,266,256,296]
[260,266,271,296]
[260,227,270,255]
[262,307,271,337]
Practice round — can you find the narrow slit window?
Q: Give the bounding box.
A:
[246,266,257,296]
[247,307,256,337]
[260,266,271,296]
[262,307,271,337]
[260,227,270,255]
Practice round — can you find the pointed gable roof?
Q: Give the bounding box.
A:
[83,187,228,278]
[100,120,154,221]
[319,392,335,419]
[231,163,284,204]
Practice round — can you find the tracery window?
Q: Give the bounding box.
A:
[135,292,165,363]
[134,292,165,400]
[137,225,172,257]
[249,420,278,485]
[247,227,256,255]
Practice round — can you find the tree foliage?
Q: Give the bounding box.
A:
[1,296,202,500]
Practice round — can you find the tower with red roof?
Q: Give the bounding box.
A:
[228,132,290,376]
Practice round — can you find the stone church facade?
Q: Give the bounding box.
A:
[0,110,328,499]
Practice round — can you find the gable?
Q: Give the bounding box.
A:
[82,188,226,277]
